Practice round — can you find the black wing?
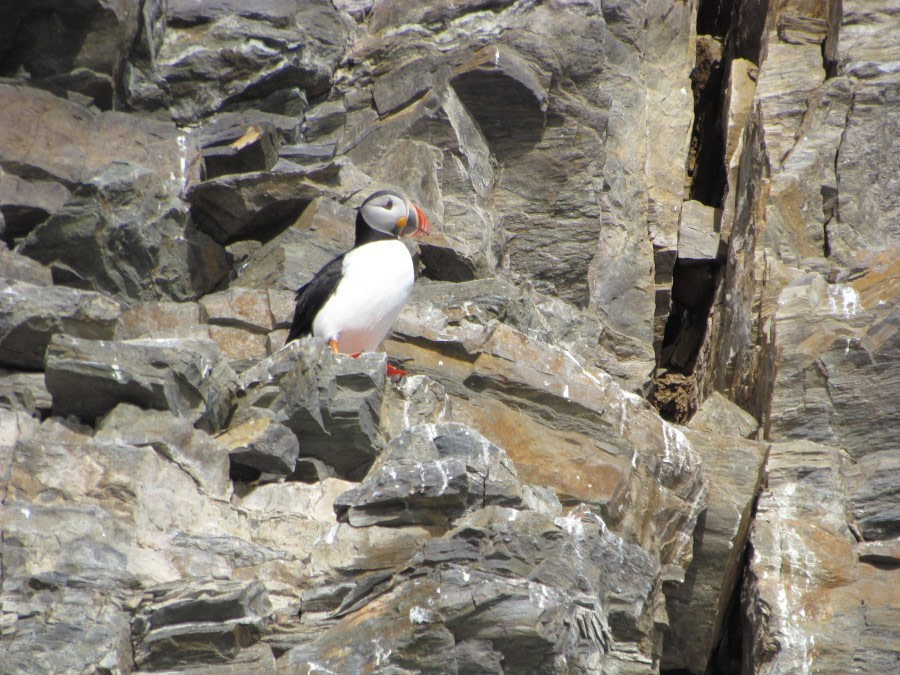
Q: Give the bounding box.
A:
[285,254,345,344]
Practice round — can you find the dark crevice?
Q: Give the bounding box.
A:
[686,37,728,208]
[652,259,722,422]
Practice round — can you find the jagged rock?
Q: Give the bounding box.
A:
[118,300,208,340]
[200,288,275,333]
[379,374,453,440]
[18,162,228,303]
[1,416,234,672]
[280,505,663,672]
[662,428,768,673]
[236,338,386,479]
[96,404,231,501]
[678,200,723,262]
[333,423,556,527]
[0,241,52,286]
[0,168,71,243]
[688,391,759,438]
[216,417,299,478]
[132,2,353,123]
[0,370,52,418]
[45,335,238,433]
[202,122,280,179]
[187,159,368,243]
[0,281,120,369]
[768,254,899,542]
[0,0,140,108]
[742,440,896,673]
[388,291,707,575]
[230,197,356,292]
[0,82,202,193]
[132,579,272,670]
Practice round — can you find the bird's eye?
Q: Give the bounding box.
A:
[383,198,393,209]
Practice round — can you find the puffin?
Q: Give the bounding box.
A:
[285,189,430,369]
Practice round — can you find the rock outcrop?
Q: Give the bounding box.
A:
[1,0,897,673]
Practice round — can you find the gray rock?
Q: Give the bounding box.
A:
[216,416,300,478]
[18,161,228,304]
[143,3,353,123]
[742,441,867,674]
[0,370,52,418]
[187,159,368,243]
[280,505,663,672]
[688,391,759,438]
[662,429,769,673]
[679,200,723,262]
[0,82,203,193]
[0,0,140,107]
[0,281,120,369]
[229,197,355,292]
[0,241,52,286]
[132,579,272,670]
[96,404,232,501]
[45,335,238,433]
[333,423,534,527]
[0,169,71,242]
[236,338,386,479]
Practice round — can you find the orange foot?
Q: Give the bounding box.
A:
[386,363,407,378]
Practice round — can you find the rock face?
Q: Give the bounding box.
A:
[0,1,897,674]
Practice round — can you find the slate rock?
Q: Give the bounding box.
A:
[0,370,52,418]
[96,404,232,501]
[662,429,769,673]
[236,338,386,479]
[187,159,368,243]
[18,161,228,304]
[0,281,120,369]
[280,505,663,672]
[145,3,353,123]
[0,0,140,107]
[132,579,272,670]
[216,416,300,478]
[688,390,759,438]
[230,197,356,292]
[0,241,53,286]
[0,82,202,193]
[334,423,529,527]
[0,169,71,243]
[45,335,238,433]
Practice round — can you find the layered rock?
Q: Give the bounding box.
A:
[0,0,897,673]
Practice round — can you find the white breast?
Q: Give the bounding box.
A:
[312,239,415,354]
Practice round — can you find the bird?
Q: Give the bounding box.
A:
[285,189,430,372]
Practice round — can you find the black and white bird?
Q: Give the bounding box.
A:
[285,190,430,360]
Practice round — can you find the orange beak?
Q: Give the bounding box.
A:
[411,203,430,237]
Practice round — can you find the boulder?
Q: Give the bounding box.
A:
[216,417,300,478]
[44,335,238,433]
[96,404,232,501]
[0,281,120,369]
[236,338,386,479]
[333,423,558,527]
[131,580,272,670]
[0,83,202,194]
[18,162,228,304]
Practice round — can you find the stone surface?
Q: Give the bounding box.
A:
[18,162,228,304]
[662,429,768,673]
[1,0,898,672]
[0,281,120,369]
[235,338,386,480]
[45,335,238,433]
[216,416,299,478]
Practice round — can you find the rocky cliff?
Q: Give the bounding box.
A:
[0,1,897,673]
